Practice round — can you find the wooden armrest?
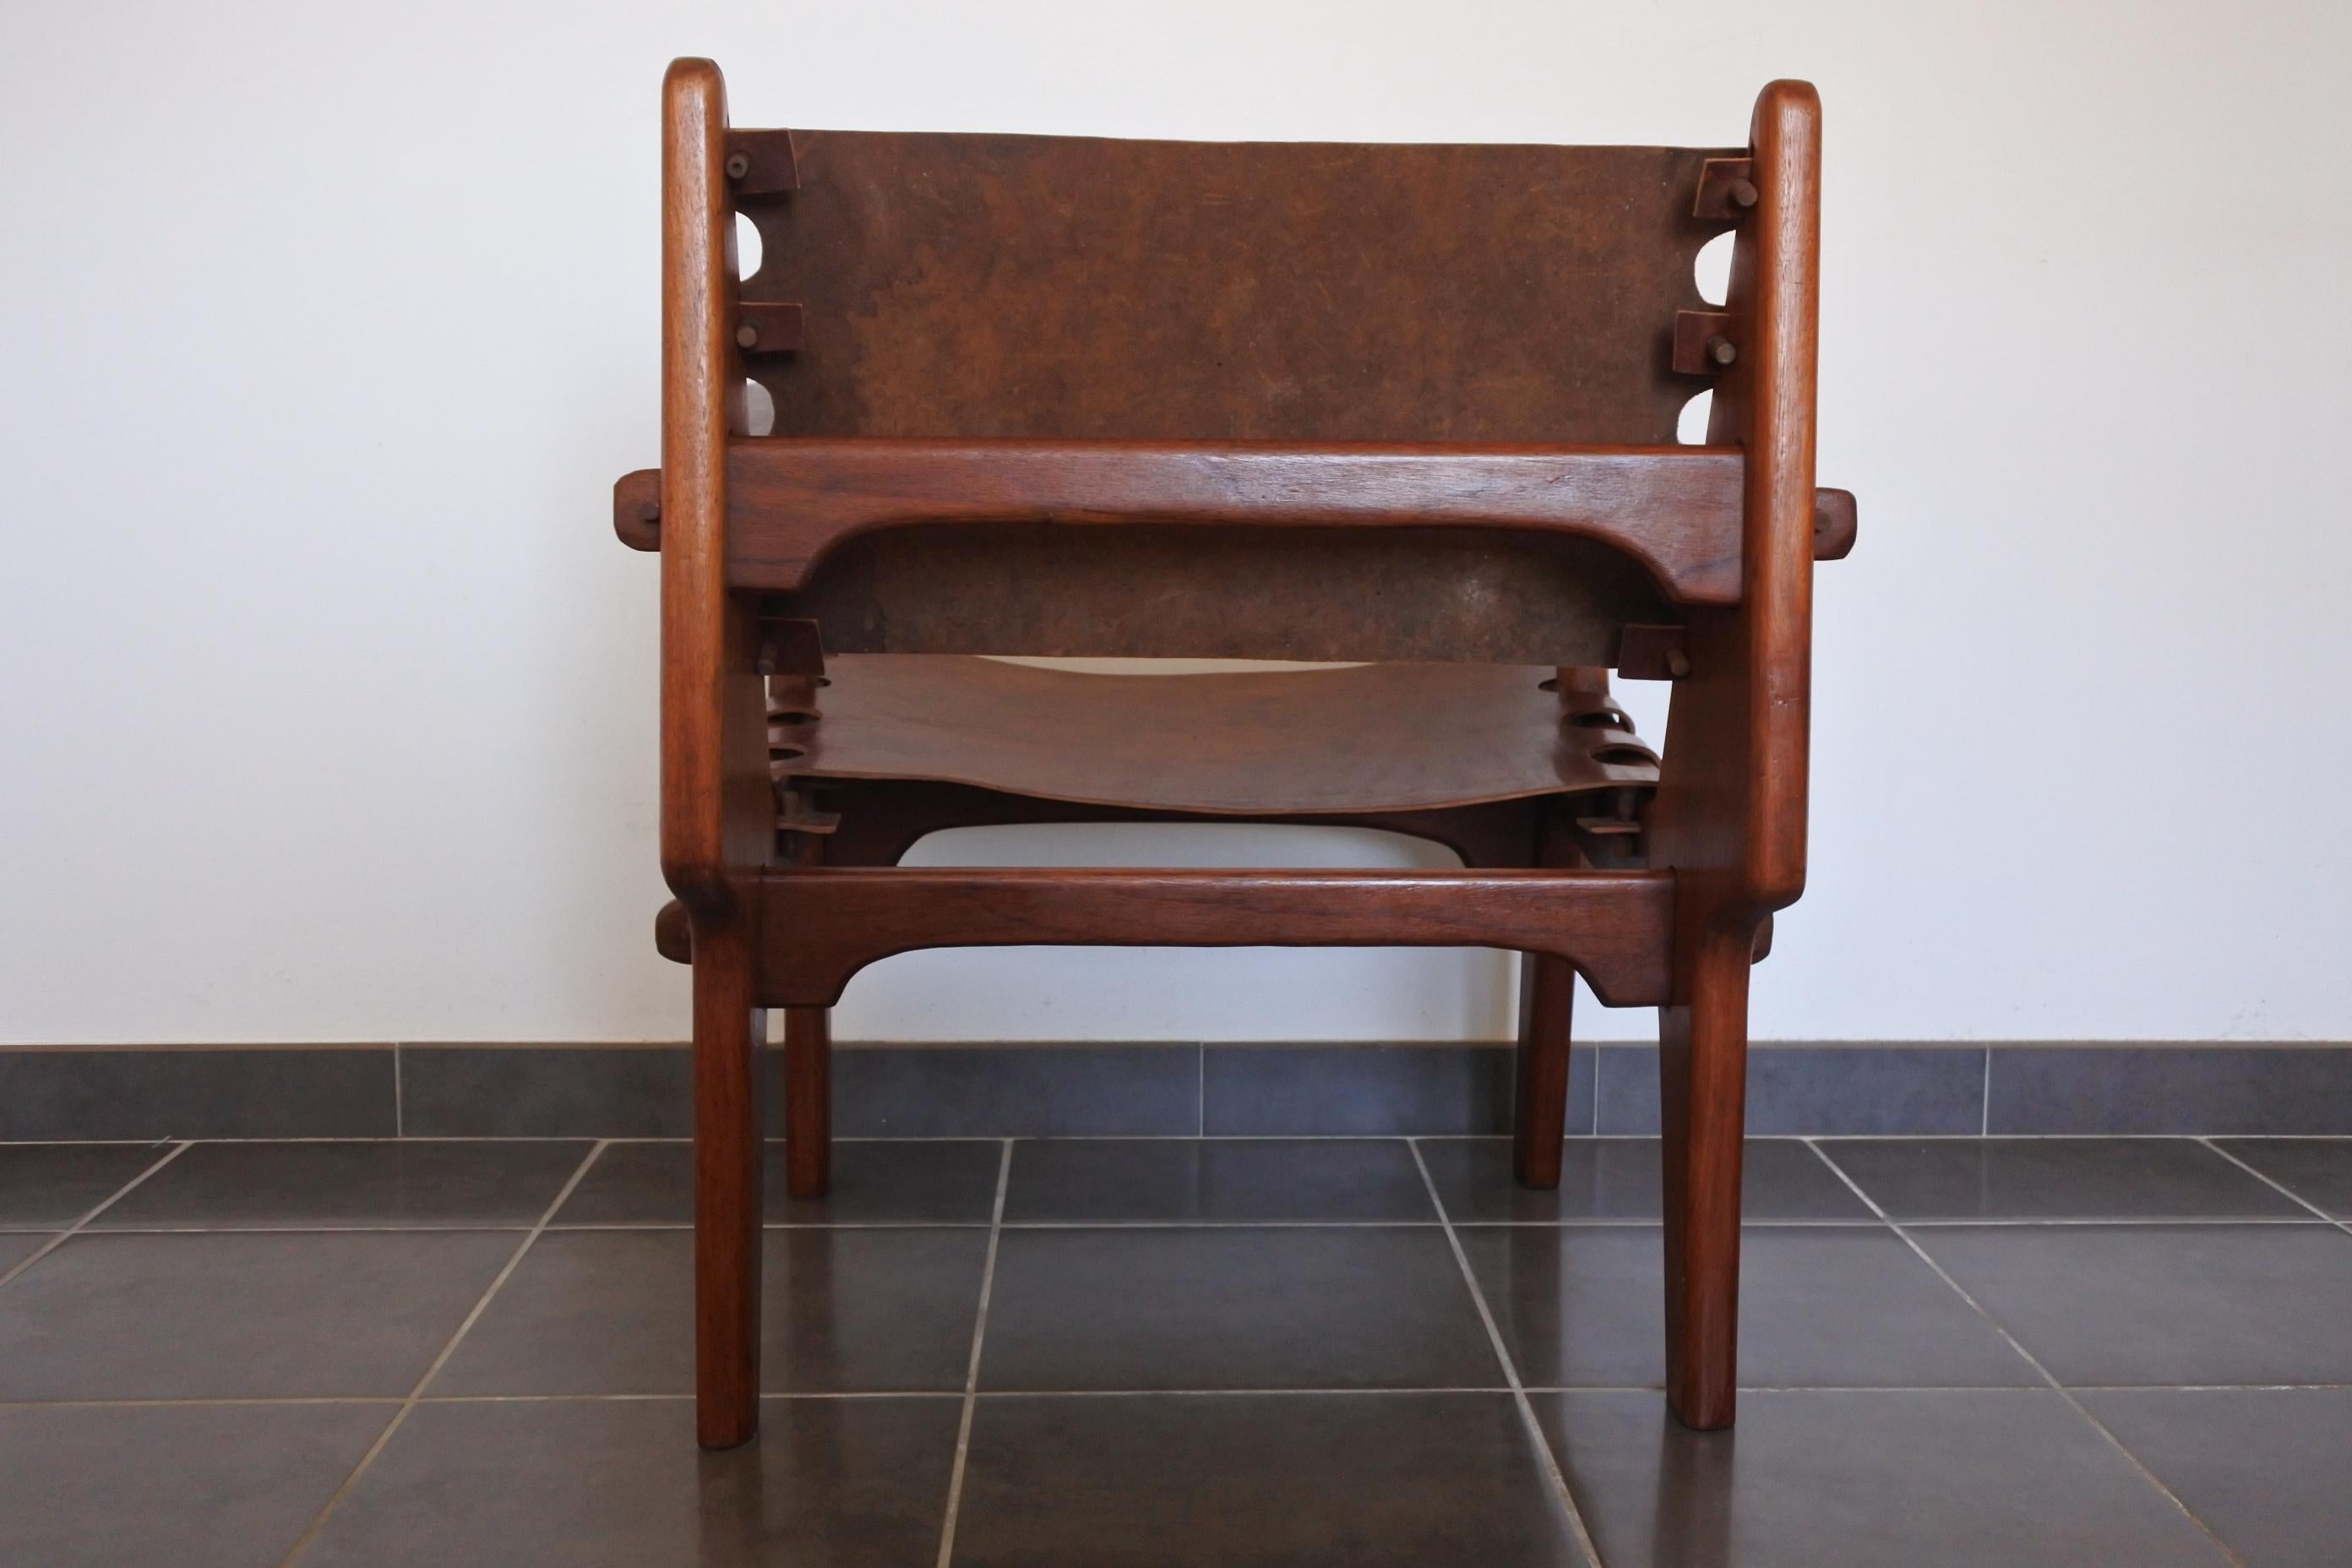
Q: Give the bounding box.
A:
[655,898,692,962]
[616,454,1862,587]
[639,439,1752,605]
[615,469,661,550]
[730,440,1750,603]
[1812,488,1857,560]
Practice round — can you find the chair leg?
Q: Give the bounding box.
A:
[692,917,765,1451]
[782,1006,831,1199]
[1512,953,1576,1188]
[1659,924,1753,1431]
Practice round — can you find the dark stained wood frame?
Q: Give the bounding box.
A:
[661,59,774,1451]
[719,440,1749,604]
[649,58,1832,1449]
[746,866,1674,1008]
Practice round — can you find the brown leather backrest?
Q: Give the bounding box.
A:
[739,131,1737,444]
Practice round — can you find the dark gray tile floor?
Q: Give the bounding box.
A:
[95,1138,594,1230]
[1538,1389,2230,1566]
[556,1138,1004,1227]
[2213,1136,2352,1217]
[1421,1135,1873,1222]
[1000,1135,1431,1222]
[981,1226,1501,1391]
[0,1141,175,1226]
[2077,1388,2352,1568]
[0,1134,2345,1565]
[1814,1136,2306,1222]
[1459,1222,2044,1390]
[0,1402,397,1568]
[299,1396,960,1567]
[433,1227,989,1396]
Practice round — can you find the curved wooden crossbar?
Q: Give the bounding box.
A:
[720,439,1747,607]
[618,465,1863,575]
[723,866,1675,1009]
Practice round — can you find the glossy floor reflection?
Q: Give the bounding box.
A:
[0,1134,2346,1565]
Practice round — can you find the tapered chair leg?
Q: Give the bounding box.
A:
[1512,953,1576,1188]
[1658,924,1753,1430]
[783,1006,832,1198]
[692,916,765,1450]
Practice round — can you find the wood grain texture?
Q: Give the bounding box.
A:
[1647,79,1824,1434]
[660,57,771,1453]
[616,466,1854,664]
[689,915,764,1450]
[1515,953,1578,1184]
[722,440,1745,607]
[659,61,766,917]
[779,833,830,1200]
[620,465,1854,570]
[1648,83,1821,927]
[645,792,1565,968]
[1658,923,1754,1429]
[781,1005,829,1200]
[1513,793,1588,1187]
[743,868,1674,1010]
[779,656,1658,816]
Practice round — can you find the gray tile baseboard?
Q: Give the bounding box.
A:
[399,1047,695,1138]
[1594,1044,1984,1136]
[1202,1045,1533,1136]
[0,1049,395,1141]
[1984,1045,2352,1135]
[2,1043,2349,1142]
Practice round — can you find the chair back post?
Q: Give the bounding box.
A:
[660,58,781,1450]
[1644,82,1821,1430]
[1650,79,1822,937]
[659,57,770,917]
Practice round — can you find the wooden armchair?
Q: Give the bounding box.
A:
[618,57,1850,1450]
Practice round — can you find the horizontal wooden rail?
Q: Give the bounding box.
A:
[655,867,1677,1008]
[612,446,1859,599]
[718,440,1745,605]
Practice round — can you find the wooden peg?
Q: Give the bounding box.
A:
[723,129,799,195]
[1692,157,1760,220]
[733,302,803,357]
[1812,488,1859,560]
[612,468,662,549]
[1617,623,1691,681]
[1673,310,1737,376]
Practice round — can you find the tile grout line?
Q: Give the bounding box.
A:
[28,1214,2332,1239]
[1798,1138,2251,1568]
[14,1132,2345,1146]
[392,1043,404,1139]
[2197,1137,2352,1239]
[0,1141,192,1293]
[933,1138,1014,1568]
[13,1376,2352,1413]
[1980,1045,1991,1137]
[1408,1138,1605,1568]
[1588,1043,1603,1135]
[275,1137,612,1567]
[1197,1043,1206,1138]
[0,1392,949,1410]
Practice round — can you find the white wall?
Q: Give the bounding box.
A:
[3,0,2348,1045]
